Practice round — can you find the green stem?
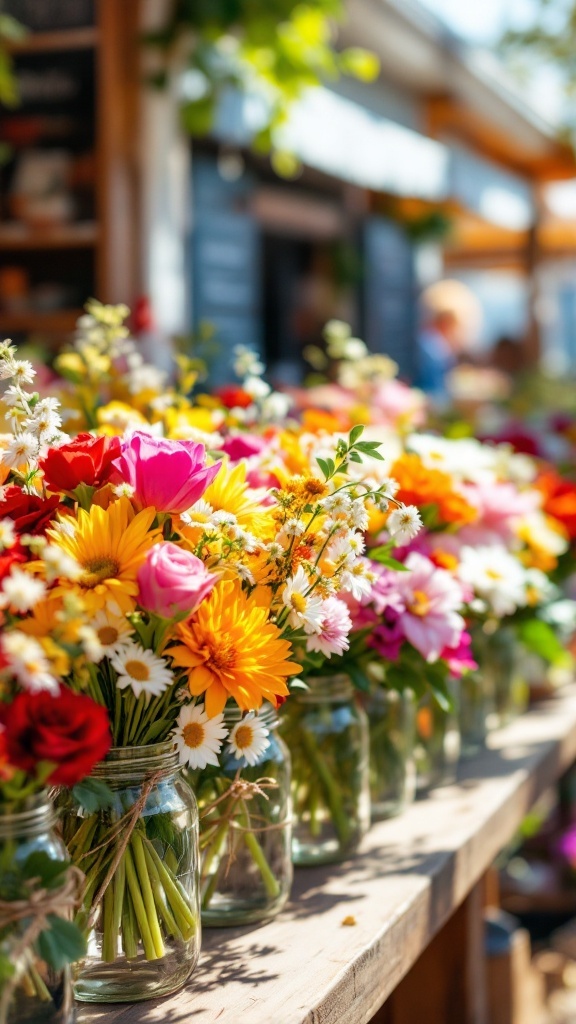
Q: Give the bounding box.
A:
[124,844,158,961]
[130,832,165,959]
[239,801,280,900]
[298,727,352,847]
[143,845,178,938]
[102,880,116,963]
[121,889,139,960]
[144,842,196,939]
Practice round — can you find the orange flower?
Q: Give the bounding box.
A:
[170,580,299,716]
[536,469,576,541]
[389,453,477,529]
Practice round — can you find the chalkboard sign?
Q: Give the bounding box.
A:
[363,217,416,381]
[191,155,262,386]
[4,0,94,30]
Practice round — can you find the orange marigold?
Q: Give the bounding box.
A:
[390,453,477,528]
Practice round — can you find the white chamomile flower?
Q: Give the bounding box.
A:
[267,542,284,558]
[349,499,369,532]
[382,478,400,498]
[182,499,214,527]
[89,609,133,658]
[283,518,306,537]
[52,517,76,538]
[340,561,374,601]
[235,563,255,585]
[1,432,39,469]
[111,642,173,699]
[326,534,356,568]
[387,504,422,544]
[0,519,16,550]
[282,565,324,633]
[173,704,227,770]
[11,360,35,385]
[1,632,58,694]
[113,482,135,499]
[227,713,270,767]
[321,492,352,517]
[212,510,237,527]
[0,568,46,612]
[231,528,259,553]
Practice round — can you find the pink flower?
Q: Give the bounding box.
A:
[460,481,538,545]
[221,434,267,462]
[137,542,216,618]
[368,608,405,662]
[440,631,477,677]
[306,597,352,658]
[396,552,465,663]
[113,431,220,514]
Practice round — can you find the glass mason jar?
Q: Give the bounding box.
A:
[364,687,416,820]
[459,670,493,759]
[188,704,292,928]
[472,624,529,728]
[59,741,200,1003]
[0,795,74,1024]
[279,674,370,866]
[414,683,461,793]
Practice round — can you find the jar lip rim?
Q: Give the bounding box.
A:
[0,792,55,828]
[100,740,177,761]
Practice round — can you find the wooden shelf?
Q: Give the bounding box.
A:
[0,222,98,250]
[78,686,576,1024]
[6,26,99,55]
[0,309,81,333]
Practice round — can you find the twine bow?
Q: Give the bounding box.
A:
[0,865,84,1011]
[84,769,164,929]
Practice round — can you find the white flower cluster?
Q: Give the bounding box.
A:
[173,704,270,770]
[0,341,68,482]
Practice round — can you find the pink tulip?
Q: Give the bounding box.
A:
[137,542,216,618]
[113,431,220,514]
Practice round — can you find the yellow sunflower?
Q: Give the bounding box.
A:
[170,579,299,716]
[48,497,160,614]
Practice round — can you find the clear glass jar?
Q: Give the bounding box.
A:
[0,795,74,1024]
[414,684,461,793]
[459,670,493,759]
[59,741,200,1003]
[364,688,416,820]
[279,674,370,866]
[472,624,529,728]
[188,704,292,927]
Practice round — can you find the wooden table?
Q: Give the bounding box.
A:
[79,687,576,1024]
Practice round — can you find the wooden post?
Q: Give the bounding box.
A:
[372,881,488,1024]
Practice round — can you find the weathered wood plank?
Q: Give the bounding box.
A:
[78,687,576,1024]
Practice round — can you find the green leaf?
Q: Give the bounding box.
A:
[369,546,408,570]
[37,917,87,971]
[518,618,567,666]
[21,853,68,889]
[72,778,115,814]
[345,662,371,693]
[349,424,364,445]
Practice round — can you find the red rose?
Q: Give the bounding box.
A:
[0,487,63,535]
[0,688,111,786]
[40,434,122,492]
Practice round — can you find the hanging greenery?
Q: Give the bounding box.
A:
[0,12,26,108]
[145,0,379,168]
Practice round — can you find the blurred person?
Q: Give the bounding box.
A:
[416,279,482,402]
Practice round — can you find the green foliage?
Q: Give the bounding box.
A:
[71,777,115,814]
[0,850,86,979]
[517,617,569,666]
[146,0,379,165]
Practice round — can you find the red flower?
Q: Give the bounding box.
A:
[40,433,122,492]
[0,487,63,535]
[214,385,254,410]
[537,469,576,541]
[0,543,26,581]
[0,688,111,786]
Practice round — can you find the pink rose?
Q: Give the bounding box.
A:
[113,431,220,514]
[137,542,216,618]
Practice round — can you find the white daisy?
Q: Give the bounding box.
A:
[282,565,324,633]
[182,499,214,527]
[387,504,423,545]
[349,499,369,532]
[89,609,132,659]
[243,375,270,400]
[173,704,227,770]
[0,568,46,612]
[283,518,306,537]
[77,625,105,663]
[321,492,352,517]
[111,642,173,699]
[113,482,135,498]
[340,561,375,601]
[42,545,82,582]
[1,632,58,694]
[11,360,35,385]
[235,563,255,585]
[227,713,270,767]
[1,432,39,469]
[457,545,528,618]
[211,510,237,527]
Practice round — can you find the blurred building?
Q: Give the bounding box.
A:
[2,0,576,379]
